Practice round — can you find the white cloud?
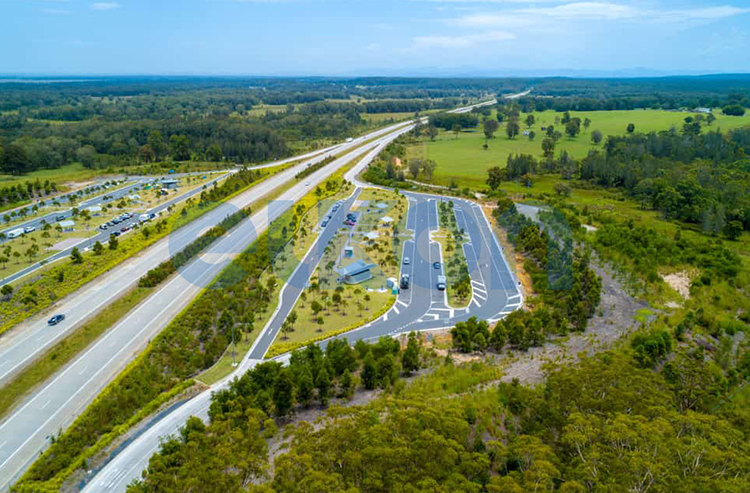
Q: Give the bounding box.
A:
[42,8,70,14]
[91,2,120,10]
[411,30,515,49]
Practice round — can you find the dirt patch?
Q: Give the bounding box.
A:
[48,237,85,251]
[661,271,692,299]
[499,257,649,385]
[582,224,598,232]
[393,157,402,168]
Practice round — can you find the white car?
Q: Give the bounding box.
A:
[403,257,410,265]
[23,226,36,234]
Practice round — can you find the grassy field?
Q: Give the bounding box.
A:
[409,109,750,188]
[0,163,103,190]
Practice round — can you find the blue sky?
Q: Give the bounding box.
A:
[2,0,750,75]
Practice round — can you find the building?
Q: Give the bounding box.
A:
[337,259,375,285]
[87,206,102,216]
[161,179,179,189]
[59,220,75,232]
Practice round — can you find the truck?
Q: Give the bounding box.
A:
[436,275,446,291]
[139,214,150,223]
[7,228,24,239]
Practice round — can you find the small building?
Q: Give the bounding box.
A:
[59,220,75,232]
[380,216,394,225]
[337,259,375,285]
[373,202,388,210]
[364,231,380,242]
[87,206,102,216]
[127,194,141,201]
[343,246,354,258]
[161,179,179,189]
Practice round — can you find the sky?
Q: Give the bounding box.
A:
[1,0,750,76]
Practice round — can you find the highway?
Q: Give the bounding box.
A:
[78,101,520,493]
[0,119,418,492]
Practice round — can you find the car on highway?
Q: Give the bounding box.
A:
[433,262,441,270]
[305,182,310,186]
[47,314,65,326]
[332,204,339,212]
[56,214,66,221]
[23,226,36,234]
[403,257,410,265]
[400,273,410,289]
[321,219,329,227]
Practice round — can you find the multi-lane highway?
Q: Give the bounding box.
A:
[0,118,420,491]
[78,101,522,493]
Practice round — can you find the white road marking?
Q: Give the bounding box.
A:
[41,400,51,410]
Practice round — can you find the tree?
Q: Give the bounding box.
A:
[541,137,556,159]
[591,129,603,145]
[0,255,7,270]
[626,123,635,133]
[338,369,354,398]
[12,251,21,264]
[70,246,83,264]
[1,144,32,175]
[565,118,581,138]
[272,370,294,417]
[706,113,716,125]
[528,130,536,141]
[362,353,377,390]
[427,125,439,141]
[486,166,504,191]
[315,367,331,405]
[401,333,420,375]
[561,111,571,124]
[310,300,323,318]
[206,144,223,162]
[451,123,462,139]
[554,182,571,197]
[138,144,155,163]
[583,117,591,132]
[1,284,12,297]
[296,367,314,407]
[109,233,118,250]
[75,145,98,169]
[169,134,191,161]
[483,118,499,139]
[524,114,535,128]
[93,241,104,255]
[725,220,743,240]
[147,130,167,161]
[506,119,520,139]
[316,316,324,332]
[420,159,437,180]
[408,159,421,178]
[722,104,745,116]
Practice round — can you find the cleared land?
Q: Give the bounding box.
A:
[409,109,750,188]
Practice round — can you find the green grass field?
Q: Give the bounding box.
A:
[410,109,750,188]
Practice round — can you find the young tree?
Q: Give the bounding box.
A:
[401,333,420,375]
[486,166,504,191]
[420,159,437,180]
[583,117,591,132]
[528,130,536,141]
[427,125,439,141]
[627,123,635,133]
[451,123,462,139]
[524,114,535,128]
[70,246,83,264]
[109,233,119,250]
[541,137,556,159]
[591,129,603,145]
[315,367,331,406]
[338,369,354,398]
[408,159,421,179]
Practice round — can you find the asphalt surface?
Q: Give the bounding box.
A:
[0,173,232,286]
[78,100,519,493]
[0,120,416,492]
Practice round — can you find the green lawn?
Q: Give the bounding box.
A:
[411,109,750,189]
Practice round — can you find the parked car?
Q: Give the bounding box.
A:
[111,231,121,237]
[403,257,410,265]
[344,220,355,226]
[120,226,130,233]
[47,314,65,326]
[99,224,108,230]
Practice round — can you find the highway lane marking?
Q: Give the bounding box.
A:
[0,441,6,450]
[78,365,89,375]
[506,302,521,309]
[474,292,487,302]
[508,294,521,300]
[41,400,51,410]
[396,300,407,308]
[392,305,400,315]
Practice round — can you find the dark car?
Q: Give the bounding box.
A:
[344,220,355,226]
[56,215,66,221]
[400,274,410,289]
[433,262,441,269]
[47,314,65,326]
[120,226,130,233]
